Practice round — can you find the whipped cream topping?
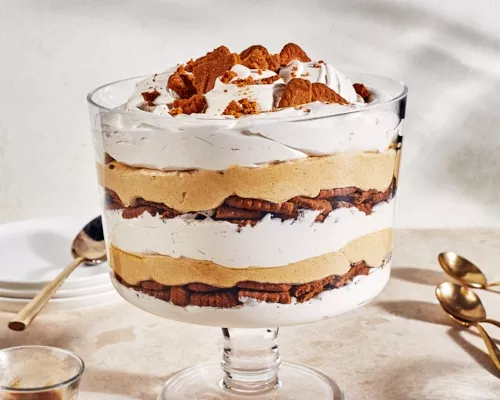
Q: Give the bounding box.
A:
[112,262,391,328]
[94,47,403,171]
[205,65,284,115]
[124,61,363,117]
[105,199,394,268]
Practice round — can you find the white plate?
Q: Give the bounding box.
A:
[0,290,121,313]
[0,282,113,299]
[0,217,110,291]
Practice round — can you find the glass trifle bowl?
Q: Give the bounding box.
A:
[87,44,407,399]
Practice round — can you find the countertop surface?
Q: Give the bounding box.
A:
[1,229,500,399]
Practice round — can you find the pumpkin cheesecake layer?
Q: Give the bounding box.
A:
[109,228,392,287]
[98,149,396,212]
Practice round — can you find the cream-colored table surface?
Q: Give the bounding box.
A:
[1,230,499,399]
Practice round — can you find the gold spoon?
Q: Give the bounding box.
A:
[438,251,500,289]
[435,282,500,370]
[8,216,106,331]
[435,282,500,328]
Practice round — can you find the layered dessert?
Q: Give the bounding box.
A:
[93,43,404,327]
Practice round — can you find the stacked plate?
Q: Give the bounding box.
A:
[0,217,119,313]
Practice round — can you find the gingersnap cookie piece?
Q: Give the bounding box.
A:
[280,43,311,66]
[185,46,232,72]
[192,52,240,94]
[225,196,296,216]
[355,202,373,215]
[135,198,180,218]
[266,54,281,72]
[311,83,348,105]
[240,45,269,59]
[220,70,238,83]
[290,197,333,214]
[190,292,239,308]
[238,289,291,304]
[170,94,207,115]
[167,68,197,99]
[317,187,357,199]
[141,90,161,106]
[353,83,370,101]
[295,286,324,303]
[122,206,161,219]
[187,283,220,293]
[237,281,292,292]
[291,280,323,299]
[215,205,265,220]
[170,286,190,307]
[278,78,312,108]
[336,261,370,287]
[222,98,258,118]
[142,288,171,302]
[240,48,269,70]
[141,280,166,291]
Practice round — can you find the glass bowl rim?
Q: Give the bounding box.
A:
[0,345,85,393]
[87,70,408,122]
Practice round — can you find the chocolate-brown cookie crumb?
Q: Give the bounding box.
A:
[141,90,161,106]
[170,286,190,306]
[237,281,292,292]
[280,43,311,66]
[238,290,291,304]
[278,78,312,108]
[353,83,370,101]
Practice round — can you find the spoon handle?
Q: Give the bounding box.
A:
[8,257,85,331]
[483,318,500,329]
[474,323,500,370]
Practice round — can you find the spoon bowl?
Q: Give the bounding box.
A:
[435,282,487,323]
[438,252,488,288]
[71,216,107,263]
